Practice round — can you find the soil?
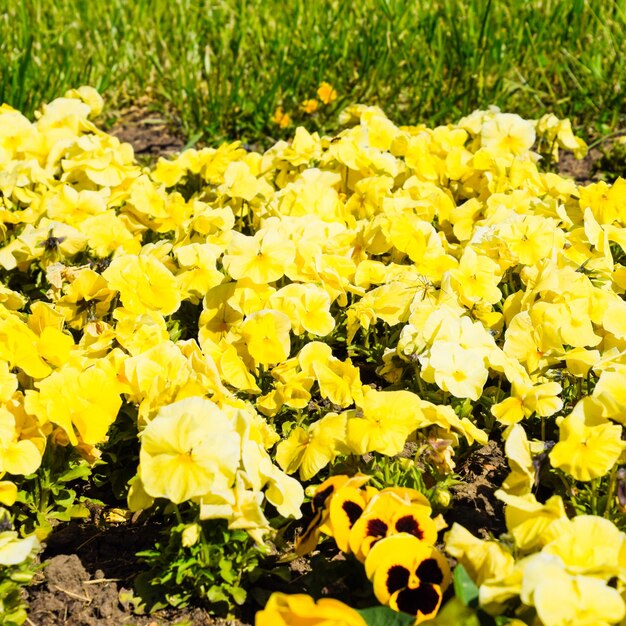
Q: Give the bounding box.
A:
[26,521,239,626]
[22,114,619,625]
[447,440,509,539]
[108,104,186,162]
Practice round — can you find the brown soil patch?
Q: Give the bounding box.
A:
[109,105,186,162]
[27,521,251,626]
[557,147,603,184]
[447,440,509,539]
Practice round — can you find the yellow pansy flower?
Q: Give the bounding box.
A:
[496,491,566,552]
[25,359,122,446]
[240,309,291,365]
[365,534,451,624]
[223,227,296,285]
[275,411,348,480]
[348,491,437,562]
[445,523,515,588]
[549,397,625,482]
[346,388,423,456]
[317,82,338,105]
[256,593,366,626]
[103,253,181,316]
[480,112,536,158]
[271,106,291,129]
[139,396,241,505]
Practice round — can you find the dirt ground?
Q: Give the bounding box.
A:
[22,111,621,626]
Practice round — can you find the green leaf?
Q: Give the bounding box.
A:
[357,605,415,626]
[207,584,228,604]
[231,585,247,605]
[59,463,92,483]
[421,598,481,626]
[453,564,479,607]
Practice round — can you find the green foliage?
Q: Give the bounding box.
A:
[358,604,415,626]
[0,576,29,626]
[134,517,261,615]
[0,511,39,626]
[453,564,479,608]
[14,443,92,538]
[595,139,626,182]
[1,0,625,145]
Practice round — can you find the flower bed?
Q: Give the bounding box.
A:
[1,88,625,625]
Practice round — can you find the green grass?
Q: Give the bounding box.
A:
[1,0,625,145]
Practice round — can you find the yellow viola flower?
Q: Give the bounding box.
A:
[61,133,140,188]
[199,292,244,347]
[275,411,348,480]
[223,227,296,285]
[139,396,241,505]
[579,179,626,226]
[300,98,319,114]
[549,397,625,481]
[16,220,88,267]
[25,359,122,446]
[495,491,566,552]
[0,406,42,476]
[271,106,291,129]
[346,388,424,456]
[500,423,539,496]
[54,267,114,329]
[449,246,502,307]
[365,534,451,623]
[445,523,515,588]
[113,309,170,356]
[268,283,335,337]
[80,211,141,257]
[312,356,363,409]
[422,343,489,401]
[256,592,366,626]
[491,380,563,425]
[541,515,626,579]
[317,82,338,105]
[593,367,626,425]
[214,341,261,394]
[240,309,291,365]
[480,112,536,158]
[496,215,560,266]
[103,253,181,316]
[174,242,223,304]
[536,113,588,160]
[502,310,561,375]
[521,553,625,626]
[257,371,313,416]
[219,160,274,202]
[127,475,154,512]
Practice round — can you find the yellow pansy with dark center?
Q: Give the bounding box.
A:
[365,534,451,624]
[389,558,443,616]
[328,484,376,552]
[349,491,437,561]
[296,474,371,555]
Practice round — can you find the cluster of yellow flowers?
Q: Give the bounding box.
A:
[1,86,626,623]
[272,81,339,128]
[297,475,451,623]
[447,511,626,625]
